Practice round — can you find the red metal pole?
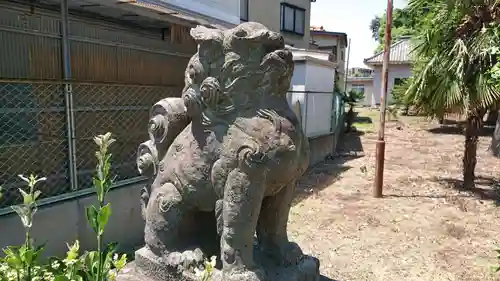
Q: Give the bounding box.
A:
[373,0,393,198]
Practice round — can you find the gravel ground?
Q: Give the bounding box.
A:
[290,112,500,281]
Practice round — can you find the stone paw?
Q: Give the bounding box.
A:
[280,242,304,266]
[263,241,304,266]
[164,248,205,271]
[222,267,266,281]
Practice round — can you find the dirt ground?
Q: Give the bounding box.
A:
[290,109,500,281]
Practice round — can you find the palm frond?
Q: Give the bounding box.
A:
[405,0,500,117]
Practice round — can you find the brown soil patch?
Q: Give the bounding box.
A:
[290,113,500,281]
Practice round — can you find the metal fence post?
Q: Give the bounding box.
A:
[331,92,336,133]
[61,0,78,191]
[303,92,309,136]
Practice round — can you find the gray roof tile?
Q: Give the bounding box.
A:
[364,37,412,65]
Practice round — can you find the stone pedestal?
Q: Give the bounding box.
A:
[117,247,320,281]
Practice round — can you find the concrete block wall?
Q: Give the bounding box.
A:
[307,133,335,166]
[0,184,145,258]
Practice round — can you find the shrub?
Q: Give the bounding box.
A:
[343,90,365,132]
[0,132,127,281]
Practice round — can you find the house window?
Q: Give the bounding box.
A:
[394,78,407,86]
[240,0,248,21]
[280,3,306,35]
[340,50,344,61]
[351,84,365,95]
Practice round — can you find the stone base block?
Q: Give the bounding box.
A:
[117,247,321,281]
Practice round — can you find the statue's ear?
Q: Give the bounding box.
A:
[190,25,224,45]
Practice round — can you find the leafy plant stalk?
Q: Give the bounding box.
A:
[17,174,45,281]
[85,132,116,281]
[194,256,217,281]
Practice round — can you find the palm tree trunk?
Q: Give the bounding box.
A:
[345,105,354,132]
[491,109,500,157]
[437,112,444,125]
[462,109,485,189]
[402,105,409,116]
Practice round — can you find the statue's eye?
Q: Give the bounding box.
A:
[188,68,196,79]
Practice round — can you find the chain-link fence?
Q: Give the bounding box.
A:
[0,79,181,208]
[287,91,345,138]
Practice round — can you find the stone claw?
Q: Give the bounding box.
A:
[223,267,266,281]
[164,248,205,271]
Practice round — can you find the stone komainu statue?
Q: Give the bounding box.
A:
[134,22,317,281]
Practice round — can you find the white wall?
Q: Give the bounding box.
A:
[288,61,307,127]
[304,63,335,92]
[288,58,336,137]
[304,91,333,137]
[346,80,374,106]
[310,35,346,68]
[290,61,307,86]
[152,0,240,25]
[372,64,412,105]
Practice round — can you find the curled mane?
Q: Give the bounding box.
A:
[182,22,294,125]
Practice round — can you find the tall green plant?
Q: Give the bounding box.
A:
[83,132,127,281]
[0,132,127,281]
[0,175,46,281]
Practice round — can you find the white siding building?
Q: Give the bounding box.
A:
[364,36,412,106]
[346,76,374,106]
[285,48,344,165]
[288,52,336,137]
[241,0,314,48]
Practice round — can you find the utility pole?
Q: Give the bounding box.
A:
[344,38,352,92]
[373,0,393,198]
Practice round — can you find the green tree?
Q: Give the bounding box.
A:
[405,0,500,189]
[487,29,500,156]
[369,16,382,41]
[391,77,414,115]
[370,5,434,52]
[343,90,365,132]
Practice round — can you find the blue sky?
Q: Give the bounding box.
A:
[310,0,408,68]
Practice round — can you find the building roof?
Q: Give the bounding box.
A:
[287,47,338,67]
[54,0,234,30]
[364,36,412,66]
[346,76,373,83]
[129,0,234,29]
[287,47,343,69]
[310,26,348,47]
